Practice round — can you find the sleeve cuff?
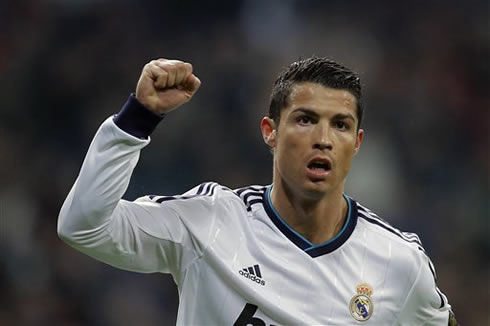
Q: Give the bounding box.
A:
[113,94,164,139]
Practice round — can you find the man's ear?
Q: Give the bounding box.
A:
[354,128,364,154]
[260,117,276,148]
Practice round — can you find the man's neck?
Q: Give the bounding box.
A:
[270,183,348,245]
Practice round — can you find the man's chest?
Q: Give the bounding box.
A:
[185,232,407,325]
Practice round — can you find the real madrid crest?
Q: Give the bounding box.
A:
[349,283,374,321]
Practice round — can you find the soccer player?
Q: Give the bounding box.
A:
[58,57,458,325]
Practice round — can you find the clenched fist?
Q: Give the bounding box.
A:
[136,59,201,115]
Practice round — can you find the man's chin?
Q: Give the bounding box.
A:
[301,181,331,200]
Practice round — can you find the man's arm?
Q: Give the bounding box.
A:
[396,252,457,325]
[57,59,201,274]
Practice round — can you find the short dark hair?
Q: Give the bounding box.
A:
[268,57,363,129]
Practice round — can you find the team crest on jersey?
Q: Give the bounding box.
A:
[349,283,374,321]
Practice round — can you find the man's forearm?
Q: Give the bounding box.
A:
[57,115,149,249]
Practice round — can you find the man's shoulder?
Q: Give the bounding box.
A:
[353,200,432,285]
[232,184,268,211]
[353,200,425,254]
[139,182,268,210]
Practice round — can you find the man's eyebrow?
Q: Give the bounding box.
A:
[333,113,356,121]
[291,108,319,117]
[292,108,356,122]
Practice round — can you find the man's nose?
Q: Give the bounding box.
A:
[313,124,333,150]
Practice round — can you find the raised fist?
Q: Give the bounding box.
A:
[135,59,201,115]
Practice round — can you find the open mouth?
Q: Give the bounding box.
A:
[307,159,332,172]
[306,158,332,180]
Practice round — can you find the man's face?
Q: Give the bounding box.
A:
[261,82,364,199]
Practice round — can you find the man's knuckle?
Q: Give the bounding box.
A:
[158,63,174,72]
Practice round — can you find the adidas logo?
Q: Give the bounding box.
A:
[238,264,265,286]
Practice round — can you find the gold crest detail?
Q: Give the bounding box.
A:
[349,283,374,321]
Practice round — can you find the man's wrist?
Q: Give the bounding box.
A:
[113,93,165,139]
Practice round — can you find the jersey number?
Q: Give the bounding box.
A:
[234,303,277,326]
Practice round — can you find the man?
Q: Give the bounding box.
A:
[58,57,457,325]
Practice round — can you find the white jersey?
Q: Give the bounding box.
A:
[58,100,453,325]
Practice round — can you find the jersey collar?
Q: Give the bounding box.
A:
[263,185,358,258]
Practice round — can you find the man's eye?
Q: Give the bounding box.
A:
[335,121,349,130]
[298,116,312,124]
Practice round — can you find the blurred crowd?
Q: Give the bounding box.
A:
[0,0,488,325]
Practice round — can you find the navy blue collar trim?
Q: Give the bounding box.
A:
[263,186,358,258]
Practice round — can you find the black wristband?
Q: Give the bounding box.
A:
[113,94,164,139]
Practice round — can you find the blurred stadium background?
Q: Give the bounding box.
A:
[0,0,488,325]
